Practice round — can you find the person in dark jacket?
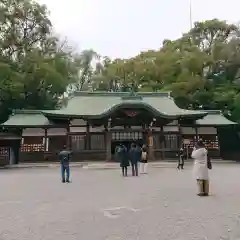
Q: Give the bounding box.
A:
[117,144,129,177]
[59,145,71,183]
[129,143,141,176]
[177,148,184,170]
[114,145,121,161]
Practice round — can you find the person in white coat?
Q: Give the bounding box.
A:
[191,140,209,196]
[140,144,148,174]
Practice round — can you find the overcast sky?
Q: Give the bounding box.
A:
[38,0,240,58]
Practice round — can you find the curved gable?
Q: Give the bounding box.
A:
[42,91,207,119]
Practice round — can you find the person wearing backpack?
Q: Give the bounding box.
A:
[59,145,71,183]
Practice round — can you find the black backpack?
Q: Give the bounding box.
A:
[207,155,212,170]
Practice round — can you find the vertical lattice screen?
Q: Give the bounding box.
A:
[112,132,143,141]
[165,135,179,149]
[90,134,105,150]
[71,135,85,151]
[153,134,165,149]
[153,134,179,150]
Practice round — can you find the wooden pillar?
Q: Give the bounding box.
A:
[215,127,220,158]
[148,129,154,161]
[106,130,112,161]
[44,128,47,151]
[161,125,165,160]
[142,124,148,144]
[21,136,24,145]
[195,126,199,143]
[106,119,112,161]
[66,124,71,149]
[86,122,90,150]
[178,123,183,148]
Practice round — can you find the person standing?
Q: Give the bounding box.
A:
[129,143,141,176]
[117,144,129,177]
[191,140,209,196]
[114,145,120,161]
[140,144,148,174]
[177,148,184,170]
[59,145,71,183]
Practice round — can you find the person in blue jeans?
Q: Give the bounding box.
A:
[129,143,141,176]
[59,145,71,183]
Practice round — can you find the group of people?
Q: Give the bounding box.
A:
[58,143,148,183]
[58,140,212,197]
[115,143,148,177]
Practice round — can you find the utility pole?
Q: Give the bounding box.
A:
[189,0,193,29]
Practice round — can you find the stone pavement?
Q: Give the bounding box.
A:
[1,164,240,239]
[3,159,237,170]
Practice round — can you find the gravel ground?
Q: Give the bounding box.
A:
[0,164,240,240]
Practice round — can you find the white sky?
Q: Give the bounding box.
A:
[38,0,240,58]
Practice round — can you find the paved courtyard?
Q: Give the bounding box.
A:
[0,164,240,240]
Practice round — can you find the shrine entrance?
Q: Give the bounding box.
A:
[106,106,154,161]
[111,130,147,159]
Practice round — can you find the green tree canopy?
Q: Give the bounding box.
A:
[92,19,240,122]
[0,0,81,123]
[2,11,240,123]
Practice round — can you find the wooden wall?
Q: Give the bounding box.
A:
[16,120,221,162]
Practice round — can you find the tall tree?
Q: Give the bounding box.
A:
[70,49,100,91]
[0,0,80,123]
[92,19,240,121]
[0,0,52,60]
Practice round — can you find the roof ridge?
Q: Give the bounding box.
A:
[138,92,170,97]
[201,110,221,114]
[72,91,170,97]
[13,109,44,115]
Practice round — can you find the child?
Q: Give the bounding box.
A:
[177,148,184,170]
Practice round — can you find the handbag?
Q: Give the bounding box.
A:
[141,152,147,160]
[207,156,212,170]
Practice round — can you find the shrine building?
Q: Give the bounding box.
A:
[0,91,236,165]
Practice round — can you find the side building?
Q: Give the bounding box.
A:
[0,91,236,165]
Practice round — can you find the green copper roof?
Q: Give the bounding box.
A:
[1,106,237,127]
[196,110,237,126]
[2,110,50,127]
[42,91,207,119]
